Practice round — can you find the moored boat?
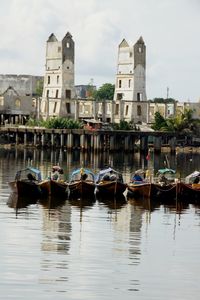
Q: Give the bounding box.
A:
[68,168,96,199]
[8,166,43,199]
[39,179,68,198]
[178,182,200,202]
[127,169,151,199]
[127,182,151,199]
[150,182,177,201]
[177,171,200,202]
[39,166,68,198]
[150,168,177,201]
[95,167,127,197]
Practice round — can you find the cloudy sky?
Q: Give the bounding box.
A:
[0,0,199,101]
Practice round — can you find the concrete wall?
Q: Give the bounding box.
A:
[0,74,43,96]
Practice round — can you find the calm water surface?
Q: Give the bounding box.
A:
[0,149,200,300]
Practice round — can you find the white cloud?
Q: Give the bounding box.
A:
[0,0,199,101]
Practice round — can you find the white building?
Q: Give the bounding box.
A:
[41,32,75,119]
[113,37,148,123]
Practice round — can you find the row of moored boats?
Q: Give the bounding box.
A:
[8,166,200,204]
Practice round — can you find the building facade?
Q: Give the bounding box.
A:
[113,36,148,123]
[0,86,34,125]
[0,75,41,125]
[0,74,43,97]
[41,32,75,119]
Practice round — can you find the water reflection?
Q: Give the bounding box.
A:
[2,147,200,179]
[128,196,159,212]
[96,194,127,210]
[1,148,200,299]
[7,192,38,209]
[40,196,67,210]
[41,201,71,253]
[69,197,96,209]
[39,201,72,290]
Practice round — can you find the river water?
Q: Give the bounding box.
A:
[0,148,200,300]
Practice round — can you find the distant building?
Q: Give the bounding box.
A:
[0,75,41,125]
[176,101,200,119]
[40,32,76,119]
[0,86,34,125]
[0,74,43,97]
[149,101,200,123]
[149,102,176,123]
[75,85,96,99]
[113,37,148,123]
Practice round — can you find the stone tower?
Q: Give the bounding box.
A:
[41,32,75,119]
[133,36,146,102]
[113,36,147,123]
[114,36,146,102]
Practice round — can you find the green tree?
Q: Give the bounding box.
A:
[35,79,44,97]
[94,83,115,100]
[151,112,167,130]
[113,120,133,130]
[148,98,176,103]
[26,117,83,129]
[152,108,199,133]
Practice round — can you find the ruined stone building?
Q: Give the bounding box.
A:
[0,74,42,125]
[40,32,150,124]
[113,36,148,124]
[0,32,198,127]
[40,32,75,119]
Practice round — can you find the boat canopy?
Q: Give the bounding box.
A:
[70,168,95,181]
[15,167,42,181]
[185,171,200,183]
[157,168,176,175]
[96,167,123,182]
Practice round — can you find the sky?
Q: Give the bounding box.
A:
[0,0,200,102]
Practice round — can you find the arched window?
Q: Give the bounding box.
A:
[32,99,36,107]
[15,99,21,108]
[137,105,142,116]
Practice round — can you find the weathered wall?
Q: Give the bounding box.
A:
[0,74,43,96]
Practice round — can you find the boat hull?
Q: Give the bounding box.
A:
[8,180,43,199]
[68,180,95,199]
[150,183,177,201]
[127,183,151,199]
[95,181,127,197]
[178,182,200,202]
[40,180,68,198]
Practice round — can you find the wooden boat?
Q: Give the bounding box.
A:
[178,182,200,202]
[39,165,68,198]
[8,166,43,199]
[150,168,177,201]
[127,169,151,199]
[68,168,96,199]
[39,179,68,198]
[127,182,151,199]
[95,167,127,197]
[150,182,177,201]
